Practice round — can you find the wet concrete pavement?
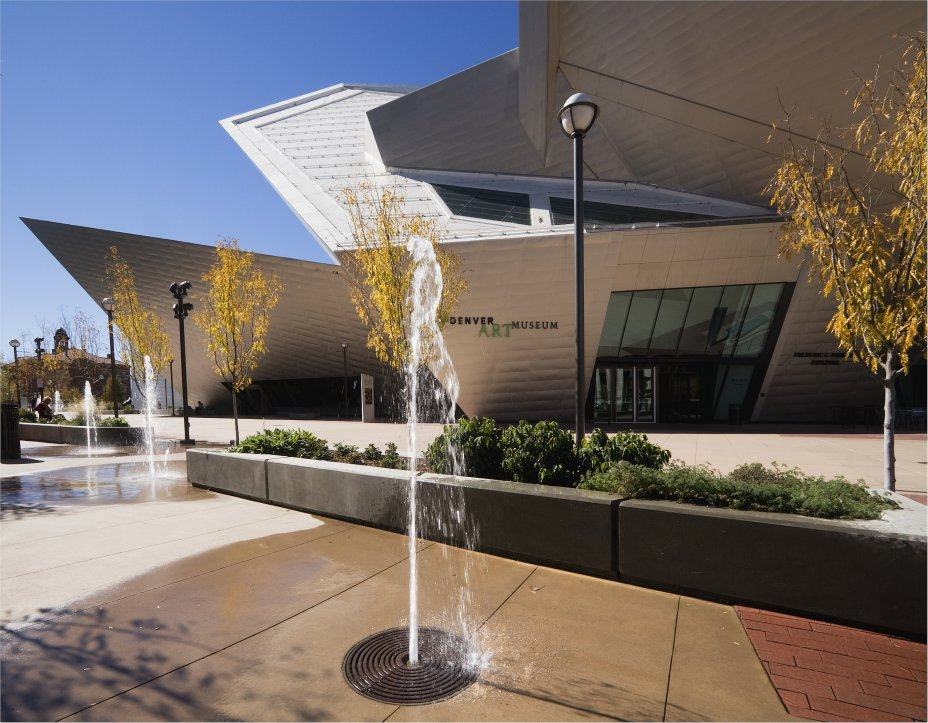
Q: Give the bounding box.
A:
[0,455,792,722]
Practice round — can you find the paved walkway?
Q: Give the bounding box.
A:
[0,453,793,721]
[738,607,927,722]
[121,414,927,495]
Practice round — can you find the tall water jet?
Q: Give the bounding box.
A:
[404,233,460,665]
[143,355,157,478]
[53,390,63,415]
[83,381,97,456]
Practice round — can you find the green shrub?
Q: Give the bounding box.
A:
[333,442,363,465]
[579,461,897,520]
[425,417,505,479]
[98,416,129,428]
[18,409,37,422]
[230,429,332,460]
[579,428,671,473]
[363,443,383,462]
[382,442,404,470]
[500,420,579,487]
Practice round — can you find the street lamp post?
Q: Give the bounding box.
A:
[558,93,599,447]
[34,337,45,403]
[169,359,175,416]
[9,339,21,407]
[101,297,120,418]
[170,281,195,445]
[341,342,349,417]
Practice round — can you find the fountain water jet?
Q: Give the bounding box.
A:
[83,381,97,457]
[143,355,157,478]
[53,390,63,415]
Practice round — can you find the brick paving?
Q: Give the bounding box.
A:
[736,606,927,722]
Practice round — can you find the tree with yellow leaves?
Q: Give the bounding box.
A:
[338,183,467,373]
[195,238,281,444]
[104,247,172,399]
[768,34,926,491]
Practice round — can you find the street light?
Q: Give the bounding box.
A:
[168,358,175,416]
[9,339,21,407]
[170,281,194,445]
[101,297,120,418]
[341,342,349,416]
[558,92,599,446]
[34,337,45,403]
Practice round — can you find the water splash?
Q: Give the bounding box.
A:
[143,355,157,479]
[404,234,471,665]
[83,381,97,457]
[53,390,63,415]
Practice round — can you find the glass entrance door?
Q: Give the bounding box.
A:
[591,365,656,423]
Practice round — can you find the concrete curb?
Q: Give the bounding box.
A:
[186,449,926,637]
[20,422,145,446]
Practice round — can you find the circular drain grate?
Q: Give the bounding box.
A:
[343,627,478,705]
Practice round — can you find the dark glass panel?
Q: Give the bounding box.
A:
[433,184,531,225]
[619,290,662,356]
[597,292,632,357]
[706,285,752,356]
[648,288,693,355]
[733,283,783,357]
[615,368,634,420]
[592,368,612,423]
[550,197,715,227]
[712,365,754,420]
[636,366,655,421]
[677,286,724,354]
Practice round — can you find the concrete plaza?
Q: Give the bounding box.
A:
[122,414,927,497]
[0,448,794,721]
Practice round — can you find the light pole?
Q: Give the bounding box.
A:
[34,337,45,403]
[558,92,599,446]
[341,342,349,416]
[101,297,120,417]
[169,358,175,416]
[9,339,21,407]
[170,281,194,444]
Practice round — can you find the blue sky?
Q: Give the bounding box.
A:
[0,0,517,357]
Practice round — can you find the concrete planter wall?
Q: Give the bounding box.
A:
[187,449,926,638]
[188,449,618,578]
[20,422,145,446]
[617,500,926,638]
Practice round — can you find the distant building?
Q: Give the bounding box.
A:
[24,1,926,423]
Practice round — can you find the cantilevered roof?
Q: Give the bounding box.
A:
[371,1,924,203]
[222,79,769,253]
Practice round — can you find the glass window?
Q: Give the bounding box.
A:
[733,283,783,357]
[677,286,723,354]
[706,285,752,356]
[432,184,531,225]
[648,288,693,355]
[550,198,714,227]
[596,292,632,357]
[619,290,663,356]
[713,365,754,420]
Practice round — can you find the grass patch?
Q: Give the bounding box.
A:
[579,461,897,520]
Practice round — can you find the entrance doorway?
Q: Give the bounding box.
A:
[591,365,656,424]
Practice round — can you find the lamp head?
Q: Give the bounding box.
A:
[558,93,599,138]
[170,281,192,298]
[341,342,349,350]
[9,339,20,349]
[101,296,115,312]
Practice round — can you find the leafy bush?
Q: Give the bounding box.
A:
[382,442,404,470]
[18,409,37,422]
[363,444,383,462]
[500,420,580,487]
[230,429,407,470]
[579,428,671,473]
[230,428,332,460]
[425,417,505,479]
[579,461,897,520]
[98,416,129,428]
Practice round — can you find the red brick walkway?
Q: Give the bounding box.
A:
[736,606,927,722]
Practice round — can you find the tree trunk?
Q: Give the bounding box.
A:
[232,386,240,445]
[882,352,896,492]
